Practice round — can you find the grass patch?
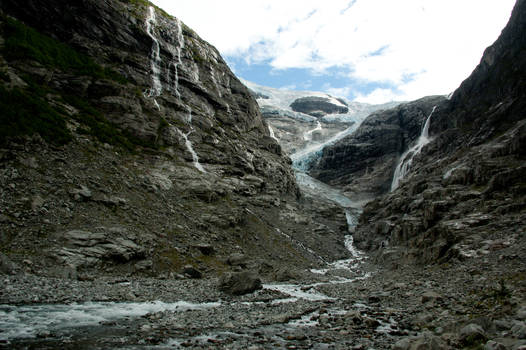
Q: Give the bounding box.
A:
[0,85,71,146]
[2,16,126,84]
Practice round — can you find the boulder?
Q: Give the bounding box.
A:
[290,96,348,117]
[512,322,526,339]
[55,227,146,268]
[182,265,202,279]
[218,271,262,295]
[392,332,447,350]
[484,340,507,350]
[226,253,248,268]
[0,253,19,275]
[421,291,443,304]
[460,323,487,346]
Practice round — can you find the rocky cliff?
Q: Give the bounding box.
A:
[290,96,349,117]
[309,96,446,200]
[0,0,350,279]
[353,0,526,266]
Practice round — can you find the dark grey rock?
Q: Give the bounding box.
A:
[460,323,487,345]
[194,244,215,256]
[182,265,202,279]
[290,96,348,117]
[309,96,445,199]
[0,253,18,275]
[485,340,507,350]
[226,253,248,268]
[512,322,526,339]
[392,332,447,350]
[218,271,262,295]
[421,291,442,304]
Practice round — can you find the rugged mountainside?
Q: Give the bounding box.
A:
[309,95,445,201]
[1,1,525,349]
[244,80,400,166]
[351,0,526,266]
[0,0,350,279]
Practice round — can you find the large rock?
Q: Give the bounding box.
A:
[0,253,19,275]
[460,323,487,346]
[55,228,147,268]
[392,332,448,350]
[290,96,348,117]
[218,271,262,295]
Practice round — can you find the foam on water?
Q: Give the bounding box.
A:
[262,283,331,301]
[0,301,220,341]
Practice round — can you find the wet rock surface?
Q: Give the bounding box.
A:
[309,96,445,200]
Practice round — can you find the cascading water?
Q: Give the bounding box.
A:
[303,120,322,141]
[391,106,437,191]
[143,6,205,173]
[166,17,184,99]
[177,107,205,173]
[144,6,162,105]
[268,125,278,141]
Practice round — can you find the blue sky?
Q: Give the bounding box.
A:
[151,0,516,103]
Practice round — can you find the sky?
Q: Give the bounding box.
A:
[151,0,516,104]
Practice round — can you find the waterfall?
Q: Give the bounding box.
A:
[268,125,278,141]
[177,128,205,173]
[391,106,437,191]
[303,120,322,141]
[169,17,185,99]
[144,6,162,100]
[142,7,205,173]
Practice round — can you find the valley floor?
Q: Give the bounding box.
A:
[1,240,525,350]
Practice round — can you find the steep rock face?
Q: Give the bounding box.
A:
[0,0,350,277]
[354,0,526,266]
[309,96,445,200]
[290,96,349,117]
[243,80,401,163]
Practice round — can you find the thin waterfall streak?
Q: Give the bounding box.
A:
[145,6,162,98]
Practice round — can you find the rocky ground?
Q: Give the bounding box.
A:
[1,239,525,349]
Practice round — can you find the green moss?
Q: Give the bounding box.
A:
[157,116,169,134]
[2,16,126,84]
[0,85,71,146]
[63,95,157,151]
[125,0,149,7]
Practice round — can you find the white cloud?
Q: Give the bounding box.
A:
[151,0,516,103]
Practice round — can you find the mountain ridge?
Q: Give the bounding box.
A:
[0,0,351,279]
